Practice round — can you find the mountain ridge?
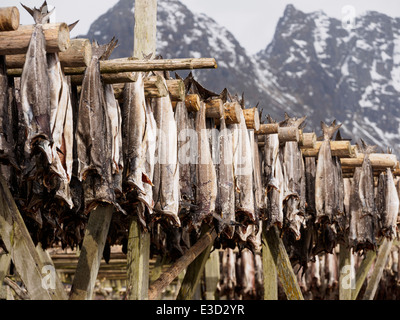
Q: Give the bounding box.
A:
[80,0,400,153]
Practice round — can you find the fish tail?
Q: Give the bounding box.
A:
[321,120,342,141]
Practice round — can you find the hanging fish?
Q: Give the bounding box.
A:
[20,3,54,162]
[192,100,217,230]
[75,38,120,213]
[122,74,147,194]
[281,114,307,240]
[264,116,284,228]
[216,116,236,238]
[152,75,180,227]
[349,140,377,252]
[380,168,399,239]
[315,121,342,224]
[0,56,17,169]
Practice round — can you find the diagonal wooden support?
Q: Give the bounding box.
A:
[352,249,376,300]
[148,227,217,300]
[69,204,113,300]
[263,226,304,300]
[176,225,214,300]
[0,175,67,300]
[362,238,393,300]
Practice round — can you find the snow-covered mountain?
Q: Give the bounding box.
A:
[81,0,400,152]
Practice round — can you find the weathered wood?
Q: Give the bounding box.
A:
[278,126,300,144]
[243,107,260,131]
[352,250,376,300]
[3,277,29,300]
[341,153,398,169]
[185,94,201,112]
[166,79,185,101]
[69,205,113,300]
[264,226,304,300]
[338,244,353,300]
[224,102,242,124]
[7,38,92,69]
[0,7,19,31]
[176,225,215,300]
[299,132,317,148]
[256,123,279,135]
[0,175,66,300]
[0,23,70,55]
[302,140,353,158]
[362,238,393,300]
[126,0,157,301]
[0,253,11,288]
[127,215,150,300]
[262,226,278,300]
[204,249,220,300]
[62,57,217,75]
[144,75,168,98]
[148,228,217,300]
[205,98,224,119]
[71,72,138,86]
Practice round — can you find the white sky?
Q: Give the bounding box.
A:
[2,0,400,54]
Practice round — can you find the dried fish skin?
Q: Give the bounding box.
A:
[217,118,235,238]
[0,56,17,167]
[137,99,157,214]
[349,154,377,251]
[380,169,399,239]
[192,101,217,230]
[175,100,196,203]
[315,121,341,224]
[121,74,147,194]
[152,80,180,227]
[20,18,52,160]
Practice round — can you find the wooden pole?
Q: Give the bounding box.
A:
[278,127,300,144]
[338,244,353,300]
[0,23,70,55]
[263,226,304,300]
[341,154,398,170]
[256,123,279,135]
[148,228,217,300]
[299,132,317,148]
[301,140,353,158]
[69,205,113,300]
[362,238,393,300]
[0,7,19,31]
[262,224,278,300]
[0,175,66,300]
[126,0,157,301]
[185,94,201,112]
[224,102,242,125]
[243,107,260,131]
[204,249,220,300]
[352,250,376,300]
[7,38,92,69]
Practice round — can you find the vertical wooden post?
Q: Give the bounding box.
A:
[204,249,220,300]
[263,226,304,300]
[69,205,113,300]
[262,224,278,300]
[362,238,393,300]
[126,0,158,300]
[339,244,354,300]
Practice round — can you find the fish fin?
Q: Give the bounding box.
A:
[21,3,35,19]
[142,173,154,186]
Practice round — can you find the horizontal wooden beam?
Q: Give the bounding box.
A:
[243,107,260,131]
[113,78,184,101]
[6,38,92,69]
[0,7,19,32]
[299,132,317,149]
[0,23,70,55]
[301,140,353,158]
[341,153,397,169]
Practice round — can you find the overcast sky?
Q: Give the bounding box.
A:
[3,0,400,54]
